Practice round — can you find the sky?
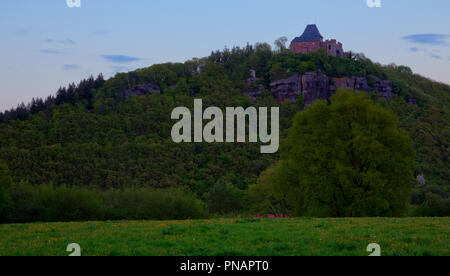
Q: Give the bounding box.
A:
[1,0,450,111]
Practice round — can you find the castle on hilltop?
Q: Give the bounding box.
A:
[290,24,344,57]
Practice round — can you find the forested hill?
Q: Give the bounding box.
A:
[0,43,448,215]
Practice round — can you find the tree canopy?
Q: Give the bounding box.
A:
[271,90,415,217]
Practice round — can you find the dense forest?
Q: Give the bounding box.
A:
[0,42,448,222]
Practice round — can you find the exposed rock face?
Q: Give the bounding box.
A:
[302,72,330,105]
[332,77,355,91]
[125,83,161,96]
[354,77,370,92]
[332,76,393,101]
[371,77,393,101]
[269,72,331,105]
[269,74,302,102]
[269,72,394,105]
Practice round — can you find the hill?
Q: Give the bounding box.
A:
[0,44,449,220]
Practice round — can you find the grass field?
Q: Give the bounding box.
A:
[0,217,448,256]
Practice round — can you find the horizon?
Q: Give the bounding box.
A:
[1,0,450,111]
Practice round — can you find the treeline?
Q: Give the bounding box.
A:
[0,74,105,123]
[5,183,208,223]
[0,161,249,223]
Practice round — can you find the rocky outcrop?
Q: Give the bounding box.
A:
[302,72,330,105]
[269,72,331,105]
[269,74,302,102]
[270,72,393,105]
[371,77,393,101]
[354,77,370,92]
[331,76,393,101]
[125,83,161,96]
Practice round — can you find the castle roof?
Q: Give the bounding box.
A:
[292,24,323,43]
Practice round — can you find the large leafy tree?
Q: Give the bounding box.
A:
[276,90,415,217]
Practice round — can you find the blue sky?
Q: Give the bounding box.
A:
[1,0,450,111]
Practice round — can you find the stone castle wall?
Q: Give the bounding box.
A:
[291,40,344,57]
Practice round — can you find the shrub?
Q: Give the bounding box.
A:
[8,183,208,223]
[207,178,244,214]
[10,182,104,223]
[104,187,208,220]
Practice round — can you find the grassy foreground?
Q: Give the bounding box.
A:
[0,217,448,256]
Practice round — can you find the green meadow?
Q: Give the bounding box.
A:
[0,217,448,256]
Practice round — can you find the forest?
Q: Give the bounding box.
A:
[0,42,448,222]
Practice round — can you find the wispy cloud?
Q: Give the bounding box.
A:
[62,64,80,71]
[101,55,142,63]
[431,55,442,60]
[402,34,450,46]
[409,47,447,61]
[40,49,63,54]
[44,39,76,45]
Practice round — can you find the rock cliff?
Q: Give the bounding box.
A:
[268,72,393,105]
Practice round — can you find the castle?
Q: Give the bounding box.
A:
[290,24,344,57]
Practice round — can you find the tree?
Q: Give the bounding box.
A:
[273,90,415,217]
[274,37,288,52]
[0,161,12,222]
[207,178,243,214]
[247,164,289,215]
[269,63,287,81]
[173,78,190,96]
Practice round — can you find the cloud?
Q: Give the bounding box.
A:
[101,55,142,63]
[402,34,450,46]
[40,49,63,54]
[430,55,442,60]
[62,64,80,71]
[409,47,447,61]
[44,39,76,45]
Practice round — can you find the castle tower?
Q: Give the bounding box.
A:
[290,24,344,57]
[290,24,323,54]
